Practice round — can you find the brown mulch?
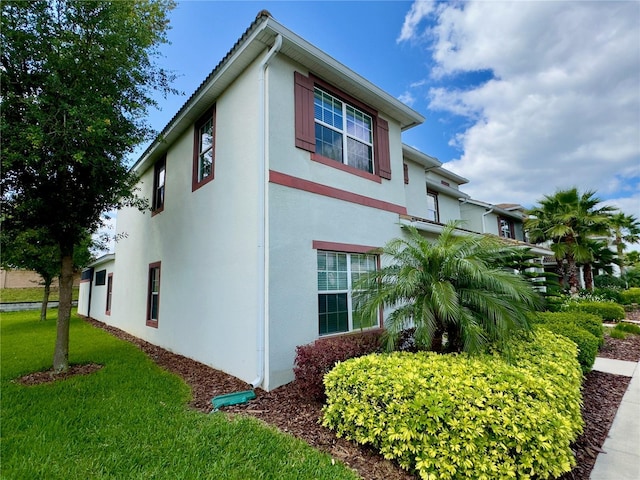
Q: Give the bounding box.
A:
[24,316,640,480]
[17,362,103,385]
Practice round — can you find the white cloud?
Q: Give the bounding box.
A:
[397,0,436,43]
[398,90,416,106]
[401,0,640,218]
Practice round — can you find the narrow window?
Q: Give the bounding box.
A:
[152,156,166,214]
[105,273,113,315]
[426,190,439,222]
[146,262,161,327]
[192,106,216,191]
[317,251,378,335]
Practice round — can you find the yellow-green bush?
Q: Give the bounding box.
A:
[565,301,625,322]
[529,311,602,372]
[620,288,640,305]
[322,329,583,480]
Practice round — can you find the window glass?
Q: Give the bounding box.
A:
[317,251,377,335]
[427,192,439,222]
[199,118,213,182]
[95,269,106,286]
[153,157,166,212]
[148,265,160,324]
[313,87,373,173]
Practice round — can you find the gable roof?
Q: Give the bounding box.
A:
[133,11,425,174]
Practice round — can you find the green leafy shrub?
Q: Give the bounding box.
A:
[614,322,640,335]
[538,322,598,372]
[594,274,626,289]
[293,330,382,401]
[620,288,640,305]
[565,301,625,322]
[533,311,604,346]
[593,287,622,303]
[323,329,583,480]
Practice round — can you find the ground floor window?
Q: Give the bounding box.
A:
[106,273,113,315]
[317,251,377,335]
[146,262,161,327]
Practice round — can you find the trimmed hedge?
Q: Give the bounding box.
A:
[530,311,602,372]
[323,328,583,480]
[620,288,640,305]
[614,322,640,335]
[565,301,625,322]
[293,330,382,401]
[536,310,604,345]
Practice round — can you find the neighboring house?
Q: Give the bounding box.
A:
[460,200,527,241]
[0,269,81,289]
[79,12,551,391]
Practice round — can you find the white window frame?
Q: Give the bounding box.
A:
[317,251,378,336]
[314,87,374,173]
[426,191,439,222]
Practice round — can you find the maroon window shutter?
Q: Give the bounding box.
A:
[294,72,315,152]
[375,118,391,179]
[403,163,409,184]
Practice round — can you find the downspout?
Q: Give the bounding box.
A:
[482,207,494,234]
[252,33,282,389]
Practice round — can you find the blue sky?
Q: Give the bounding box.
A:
[136,0,639,218]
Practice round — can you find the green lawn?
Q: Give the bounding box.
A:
[0,286,80,303]
[0,310,358,480]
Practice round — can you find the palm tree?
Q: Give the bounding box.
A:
[525,188,615,294]
[354,223,543,354]
[608,212,640,274]
[580,238,617,291]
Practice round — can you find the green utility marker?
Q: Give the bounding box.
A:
[211,390,256,412]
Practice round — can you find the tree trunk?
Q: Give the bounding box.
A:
[584,263,594,291]
[556,259,565,289]
[430,325,444,353]
[53,252,74,373]
[616,240,625,275]
[566,255,580,295]
[40,277,51,321]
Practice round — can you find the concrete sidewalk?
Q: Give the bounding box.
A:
[590,357,640,480]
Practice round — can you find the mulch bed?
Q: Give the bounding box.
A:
[26,316,640,480]
[17,362,103,385]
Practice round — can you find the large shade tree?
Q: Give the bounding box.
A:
[354,223,543,354]
[1,0,176,372]
[525,188,615,294]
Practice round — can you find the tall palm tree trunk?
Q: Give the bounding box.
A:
[583,263,594,291]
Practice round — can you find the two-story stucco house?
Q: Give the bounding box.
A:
[78,12,550,391]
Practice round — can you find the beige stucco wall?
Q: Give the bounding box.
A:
[0,269,80,289]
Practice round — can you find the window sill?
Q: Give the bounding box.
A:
[146,319,158,328]
[151,206,164,217]
[311,153,381,183]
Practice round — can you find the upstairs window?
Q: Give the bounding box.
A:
[499,217,515,239]
[314,88,374,174]
[426,190,439,222]
[95,269,106,286]
[294,72,391,180]
[152,155,166,214]
[192,106,216,191]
